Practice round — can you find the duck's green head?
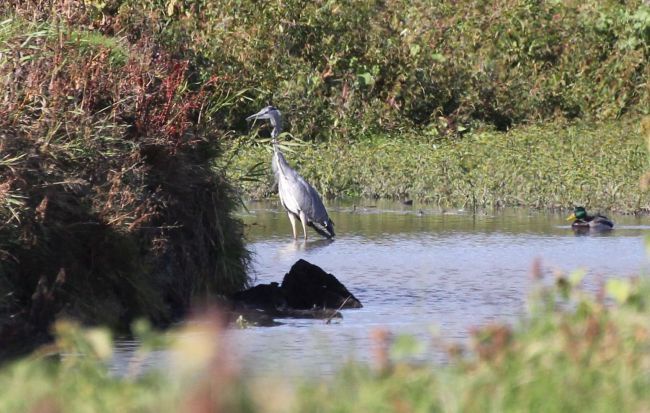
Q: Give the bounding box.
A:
[567,206,587,222]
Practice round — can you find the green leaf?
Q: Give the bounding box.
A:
[357,72,374,86]
[84,328,113,360]
[569,268,587,287]
[606,279,631,304]
[390,334,424,358]
[431,53,446,63]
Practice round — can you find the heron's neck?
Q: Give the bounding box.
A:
[272,144,289,180]
[271,130,282,145]
[270,116,282,143]
[272,142,283,158]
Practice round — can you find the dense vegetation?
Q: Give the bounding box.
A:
[226,0,649,138]
[66,0,648,139]
[3,0,646,140]
[0,1,253,353]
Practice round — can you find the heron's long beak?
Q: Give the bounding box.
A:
[566,213,576,222]
[309,219,335,239]
[246,108,272,122]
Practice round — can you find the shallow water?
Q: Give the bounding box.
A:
[112,201,649,377]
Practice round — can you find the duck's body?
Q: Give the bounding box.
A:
[567,207,614,231]
[570,215,614,231]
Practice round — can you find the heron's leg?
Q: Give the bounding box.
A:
[287,212,298,239]
[299,210,308,240]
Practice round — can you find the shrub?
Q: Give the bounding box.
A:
[0,4,249,353]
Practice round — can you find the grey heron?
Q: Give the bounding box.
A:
[246,106,335,240]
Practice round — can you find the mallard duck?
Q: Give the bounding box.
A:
[566,206,614,231]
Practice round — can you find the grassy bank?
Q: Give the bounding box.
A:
[0,4,250,353]
[0,273,648,412]
[228,118,649,212]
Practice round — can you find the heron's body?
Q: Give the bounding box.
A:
[247,106,334,239]
[567,207,613,231]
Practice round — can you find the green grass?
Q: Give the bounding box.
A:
[228,118,649,212]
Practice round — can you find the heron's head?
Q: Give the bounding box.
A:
[246,106,282,138]
[567,206,587,222]
[324,218,335,238]
[310,218,335,239]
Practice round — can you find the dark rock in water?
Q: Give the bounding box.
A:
[281,259,362,309]
[229,259,362,323]
[231,282,286,312]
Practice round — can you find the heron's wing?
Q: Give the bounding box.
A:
[274,152,329,223]
[298,178,330,223]
[279,170,329,222]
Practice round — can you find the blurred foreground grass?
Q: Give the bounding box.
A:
[0,272,648,413]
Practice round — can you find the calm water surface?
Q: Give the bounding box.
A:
[112,201,649,377]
